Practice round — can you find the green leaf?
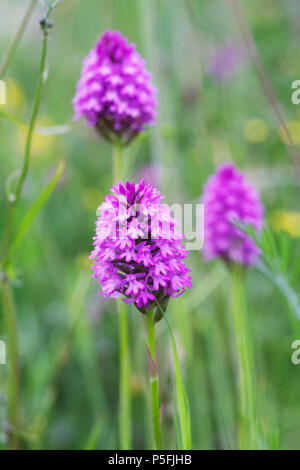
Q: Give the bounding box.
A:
[170,388,182,450]
[6,159,65,263]
[84,416,104,450]
[154,298,192,450]
[0,108,27,128]
[235,220,300,322]
[256,260,300,321]
[0,108,73,136]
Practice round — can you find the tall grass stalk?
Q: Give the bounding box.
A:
[113,143,132,450]
[155,299,192,450]
[229,0,300,179]
[0,19,50,450]
[1,28,48,263]
[231,266,257,449]
[0,0,37,78]
[1,276,19,449]
[118,300,132,449]
[145,310,162,450]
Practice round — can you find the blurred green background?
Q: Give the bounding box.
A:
[1,0,300,450]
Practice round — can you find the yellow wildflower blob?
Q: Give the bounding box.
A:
[243,118,269,143]
[279,121,300,146]
[6,78,25,109]
[270,210,300,238]
[16,116,59,161]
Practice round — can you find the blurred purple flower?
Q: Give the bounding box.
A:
[202,162,264,266]
[135,163,161,187]
[90,180,192,319]
[208,42,245,83]
[73,30,157,145]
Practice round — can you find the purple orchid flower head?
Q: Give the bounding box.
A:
[90,179,192,321]
[73,30,157,145]
[208,41,245,83]
[202,162,264,266]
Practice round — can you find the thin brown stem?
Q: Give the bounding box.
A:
[0,0,38,78]
[229,0,300,181]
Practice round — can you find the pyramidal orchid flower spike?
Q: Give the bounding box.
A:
[73,30,157,145]
[202,162,264,267]
[203,162,264,449]
[90,179,192,321]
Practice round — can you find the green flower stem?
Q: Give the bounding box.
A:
[0,21,50,451]
[113,142,123,185]
[154,298,191,450]
[1,29,48,264]
[145,310,162,450]
[113,143,132,449]
[0,0,37,78]
[14,34,48,205]
[118,300,132,449]
[1,275,20,449]
[231,266,257,449]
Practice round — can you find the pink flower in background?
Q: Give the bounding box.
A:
[135,163,161,187]
[90,180,192,318]
[202,163,264,266]
[73,30,157,145]
[208,42,245,83]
